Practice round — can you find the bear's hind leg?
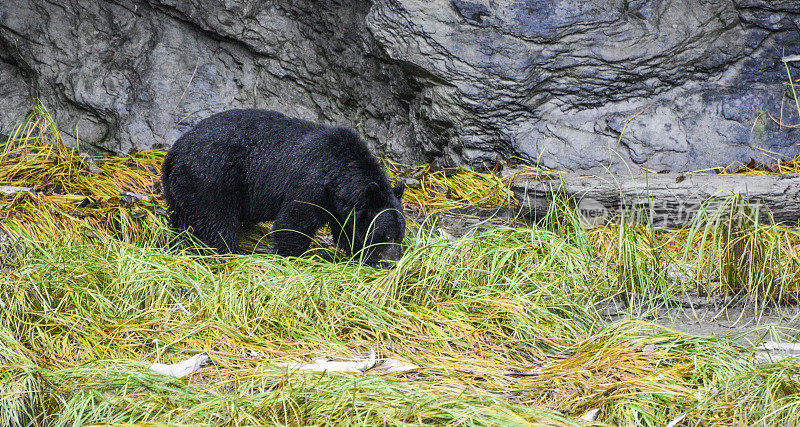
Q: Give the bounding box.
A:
[271,202,324,258]
[189,205,242,254]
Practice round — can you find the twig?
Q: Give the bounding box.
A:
[159,58,201,146]
[665,413,687,427]
[273,349,417,374]
[783,55,800,122]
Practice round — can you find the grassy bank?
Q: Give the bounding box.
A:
[1,106,799,425]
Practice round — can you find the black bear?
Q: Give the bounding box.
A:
[161,109,406,266]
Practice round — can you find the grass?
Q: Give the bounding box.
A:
[384,161,519,214]
[1,104,800,425]
[0,104,165,244]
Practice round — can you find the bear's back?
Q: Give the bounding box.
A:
[174,109,321,152]
[167,108,388,191]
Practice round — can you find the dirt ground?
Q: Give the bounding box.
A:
[599,294,800,342]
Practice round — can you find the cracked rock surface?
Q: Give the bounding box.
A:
[1,1,799,172]
[0,0,423,161]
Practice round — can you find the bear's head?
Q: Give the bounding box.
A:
[337,181,406,268]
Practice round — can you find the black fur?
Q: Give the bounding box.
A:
[162,109,406,265]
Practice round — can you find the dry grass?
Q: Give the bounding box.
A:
[384,162,519,213]
[0,104,165,244]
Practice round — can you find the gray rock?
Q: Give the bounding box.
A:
[403,178,421,188]
[1,1,799,173]
[367,0,800,172]
[0,0,423,162]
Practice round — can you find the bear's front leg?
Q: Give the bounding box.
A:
[329,220,352,255]
[271,202,324,257]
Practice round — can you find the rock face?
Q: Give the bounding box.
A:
[1,0,799,172]
[367,0,800,171]
[0,0,424,162]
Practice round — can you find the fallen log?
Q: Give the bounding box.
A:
[506,171,800,229]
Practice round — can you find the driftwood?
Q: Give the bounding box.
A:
[150,353,212,378]
[0,186,33,195]
[273,349,417,374]
[507,171,800,229]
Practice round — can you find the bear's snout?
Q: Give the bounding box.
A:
[382,243,403,262]
[365,242,403,269]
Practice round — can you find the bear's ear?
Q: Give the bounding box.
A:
[393,181,405,199]
[361,181,383,207]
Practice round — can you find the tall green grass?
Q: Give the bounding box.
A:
[3,231,800,425]
[1,104,799,425]
[681,195,800,303]
[0,103,165,244]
